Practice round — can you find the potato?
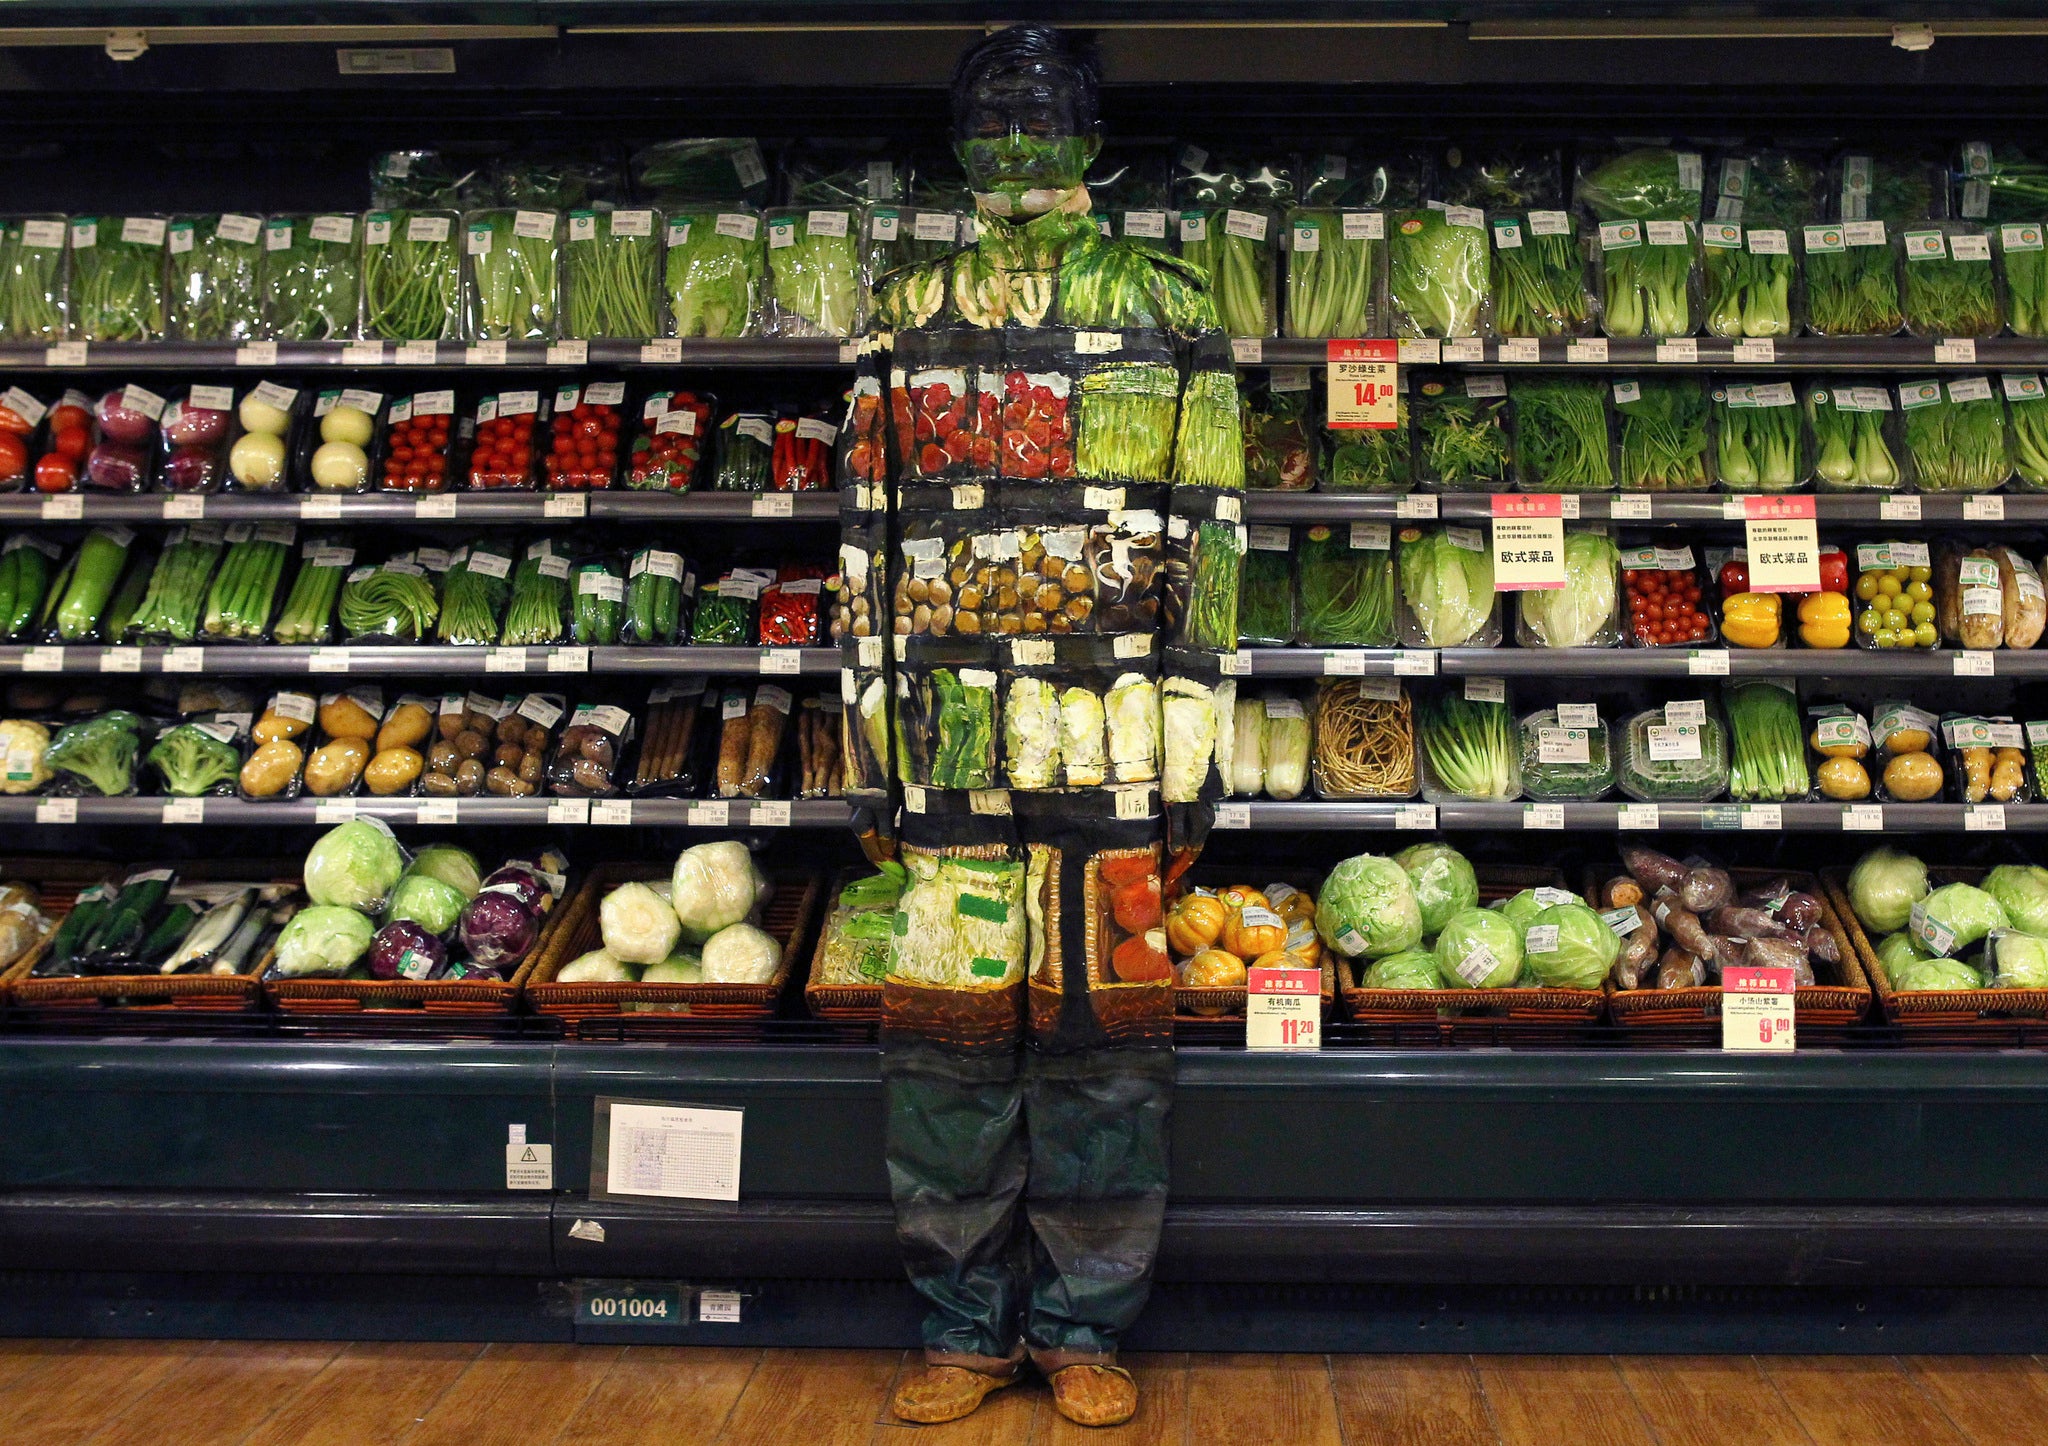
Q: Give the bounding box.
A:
[252,712,309,744]
[453,729,490,760]
[1882,750,1944,802]
[364,746,424,796]
[304,738,370,796]
[375,702,432,753]
[239,739,303,797]
[438,709,464,741]
[317,696,380,741]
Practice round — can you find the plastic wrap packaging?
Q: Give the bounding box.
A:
[765,207,860,337]
[1996,219,2048,337]
[1810,380,1911,491]
[690,567,767,645]
[1178,207,1278,337]
[82,385,163,492]
[262,215,360,341]
[1176,365,1247,490]
[360,695,434,798]
[202,522,295,642]
[1518,705,1615,800]
[548,701,635,797]
[149,713,247,798]
[1725,679,1810,801]
[2006,373,2048,490]
[771,405,836,491]
[1700,150,1823,339]
[464,209,558,341]
[571,556,625,645]
[361,210,464,341]
[1852,540,1936,651]
[1517,528,1621,648]
[1622,542,1716,648]
[422,693,505,799]
[28,389,89,494]
[1242,373,1316,490]
[1311,679,1416,799]
[1873,700,1946,803]
[338,551,440,643]
[1619,700,1730,802]
[44,709,145,797]
[627,387,713,491]
[1614,377,1713,491]
[502,542,572,646]
[0,535,62,640]
[226,380,302,493]
[69,216,168,342]
[42,525,139,643]
[628,680,711,796]
[168,214,265,341]
[0,216,68,342]
[759,567,824,646]
[157,384,234,494]
[123,523,225,643]
[1934,541,2007,650]
[468,389,545,490]
[665,207,763,337]
[1414,373,1512,492]
[712,411,774,491]
[1385,207,1488,338]
[623,546,688,645]
[1295,522,1397,647]
[1238,524,1296,645]
[239,689,316,801]
[371,150,481,210]
[715,683,794,798]
[270,537,352,645]
[474,694,556,799]
[1943,715,2032,805]
[1163,514,1243,652]
[1417,678,1522,803]
[1512,375,1615,491]
[1325,380,1411,494]
[1899,376,2010,492]
[437,541,514,645]
[632,139,771,210]
[1284,208,1381,338]
[1805,703,1876,802]
[302,387,383,494]
[1575,146,1703,337]
[1397,524,1500,648]
[376,389,459,493]
[559,208,660,339]
[543,381,624,489]
[1712,380,1806,492]
[1490,209,1595,337]
[1902,223,2002,339]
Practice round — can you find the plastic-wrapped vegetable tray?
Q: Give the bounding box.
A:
[1337,864,1605,1037]
[2,859,280,1013]
[266,875,573,1018]
[1599,865,1868,1043]
[526,861,820,1036]
[1822,864,2048,1033]
[804,865,884,1020]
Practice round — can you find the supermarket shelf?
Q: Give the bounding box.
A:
[1231,800,2028,832]
[1244,646,2017,678]
[1255,336,2048,370]
[1241,491,2040,524]
[0,338,850,372]
[0,490,841,524]
[0,796,852,827]
[0,643,836,676]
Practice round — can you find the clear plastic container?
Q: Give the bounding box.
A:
[1417,678,1521,802]
[1396,524,1500,649]
[1618,703,1730,802]
[1517,706,1615,800]
[1515,527,1621,648]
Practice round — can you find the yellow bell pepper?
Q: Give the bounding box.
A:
[1797,591,1853,649]
[1720,592,1782,648]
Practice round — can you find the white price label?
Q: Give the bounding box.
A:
[1967,804,2007,832]
[313,799,357,824]
[1965,495,2007,521]
[45,342,87,368]
[415,495,458,519]
[640,340,683,364]
[161,798,206,824]
[395,341,436,365]
[1393,650,1437,676]
[415,799,458,824]
[545,341,588,367]
[1881,495,1922,522]
[486,648,527,673]
[544,494,588,518]
[299,495,343,520]
[1954,651,1996,677]
[1687,649,1731,675]
[1655,338,1699,364]
[39,495,82,521]
[1617,802,1661,830]
[1395,495,1439,519]
[1842,804,1885,832]
[591,799,633,826]
[1733,339,1777,363]
[1566,338,1609,364]
[1498,338,1540,363]
[1321,651,1366,676]
[309,648,351,673]
[342,342,384,366]
[1722,966,1796,1052]
[751,800,792,828]
[1935,339,1978,363]
[1741,803,1783,830]
[235,342,279,367]
[1394,803,1436,829]
[1396,339,1441,365]
[1230,337,1263,364]
[98,647,141,674]
[1523,803,1565,830]
[1443,338,1485,363]
[686,801,730,827]
[21,647,63,672]
[751,494,794,519]
[548,647,591,673]
[1216,802,1252,830]
[547,798,590,825]
[759,648,802,675]
[34,798,75,824]
[162,647,205,673]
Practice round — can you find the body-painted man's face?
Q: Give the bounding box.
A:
[955,58,1101,217]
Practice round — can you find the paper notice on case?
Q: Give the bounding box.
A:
[1326,339,1398,429]
[604,1101,743,1201]
[507,1142,554,1190]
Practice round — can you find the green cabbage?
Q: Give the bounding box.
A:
[273,905,376,978]
[1892,957,1985,992]
[408,844,482,900]
[1498,886,1583,931]
[303,820,405,912]
[1990,930,2048,988]
[1875,930,1936,979]
[1362,948,1443,989]
[1435,907,1523,988]
[1522,902,1619,989]
[1847,845,1928,934]
[1517,530,1619,647]
[1983,865,2048,936]
[1398,527,1495,648]
[386,873,465,936]
[1315,853,1424,958]
[1917,883,2008,955]
[559,948,636,983]
[1393,843,1478,937]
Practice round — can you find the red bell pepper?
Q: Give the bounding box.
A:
[1718,557,1749,596]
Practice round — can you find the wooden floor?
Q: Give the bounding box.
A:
[2,1343,2047,1445]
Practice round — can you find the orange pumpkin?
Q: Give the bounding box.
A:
[1164,892,1227,957]
[1216,884,1269,913]
[1265,882,1316,926]
[1220,903,1288,960]
[1251,949,1316,973]
[1184,948,1247,989]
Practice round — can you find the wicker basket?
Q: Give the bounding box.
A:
[1601,865,1869,1037]
[804,868,886,1020]
[5,860,286,1012]
[524,862,822,1024]
[266,871,575,1015]
[1822,864,2048,1028]
[1167,869,1333,1021]
[1336,864,1605,1029]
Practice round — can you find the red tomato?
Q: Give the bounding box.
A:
[33,454,73,491]
[1112,878,1163,933]
[0,433,27,478]
[52,426,87,462]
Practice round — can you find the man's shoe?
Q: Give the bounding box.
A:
[891,1364,1017,1424]
[1047,1363,1138,1428]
